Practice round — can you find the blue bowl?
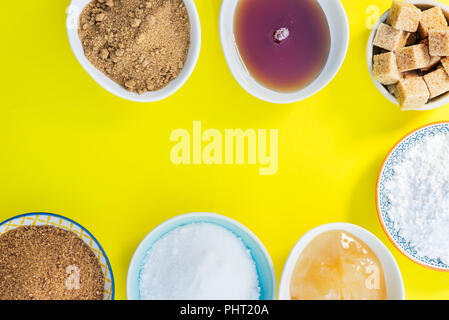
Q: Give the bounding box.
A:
[127,212,276,300]
[377,122,449,271]
[0,212,115,299]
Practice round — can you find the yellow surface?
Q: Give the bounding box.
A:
[1,0,449,300]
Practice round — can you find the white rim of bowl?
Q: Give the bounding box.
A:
[126,212,277,300]
[278,223,405,300]
[66,0,201,103]
[367,0,449,111]
[219,0,350,104]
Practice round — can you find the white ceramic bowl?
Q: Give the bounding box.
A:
[127,212,276,300]
[279,223,405,300]
[66,0,201,102]
[219,0,349,104]
[367,0,449,110]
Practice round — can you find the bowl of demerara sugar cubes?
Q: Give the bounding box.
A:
[368,0,449,111]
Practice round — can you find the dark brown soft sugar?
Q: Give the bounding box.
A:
[0,225,104,300]
[79,0,191,94]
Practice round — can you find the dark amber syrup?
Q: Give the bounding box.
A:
[234,0,331,92]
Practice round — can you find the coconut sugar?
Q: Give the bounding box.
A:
[0,226,104,300]
[385,133,449,264]
[139,223,261,300]
[79,0,191,94]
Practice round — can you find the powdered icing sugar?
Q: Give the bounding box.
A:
[139,223,261,300]
[385,133,449,264]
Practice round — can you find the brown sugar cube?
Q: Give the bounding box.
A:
[422,55,441,71]
[373,23,409,51]
[429,28,449,56]
[396,77,430,109]
[419,38,441,71]
[441,57,449,74]
[396,44,431,71]
[373,52,400,85]
[418,7,448,38]
[387,0,421,32]
[401,70,419,79]
[423,68,449,98]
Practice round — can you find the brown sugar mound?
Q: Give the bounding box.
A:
[78,0,191,94]
[0,225,105,300]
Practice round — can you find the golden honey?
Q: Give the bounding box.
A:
[290,230,386,300]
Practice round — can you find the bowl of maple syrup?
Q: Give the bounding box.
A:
[278,223,405,300]
[220,0,349,104]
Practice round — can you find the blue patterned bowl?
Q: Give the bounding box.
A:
[0,213,115,299]
[377,122,449,271]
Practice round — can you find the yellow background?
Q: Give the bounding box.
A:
[1,0,449,300]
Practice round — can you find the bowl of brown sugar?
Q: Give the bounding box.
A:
[0,213,114,300]
[67,0,201,102]
[368,0,449,111]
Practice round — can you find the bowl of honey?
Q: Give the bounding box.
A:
[220,0,349,104]
[279,223,405,300]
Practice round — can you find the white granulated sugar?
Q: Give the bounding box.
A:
[386,133,449,263]
[139,223,261,300]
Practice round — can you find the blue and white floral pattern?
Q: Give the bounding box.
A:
[378,123,449,270]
